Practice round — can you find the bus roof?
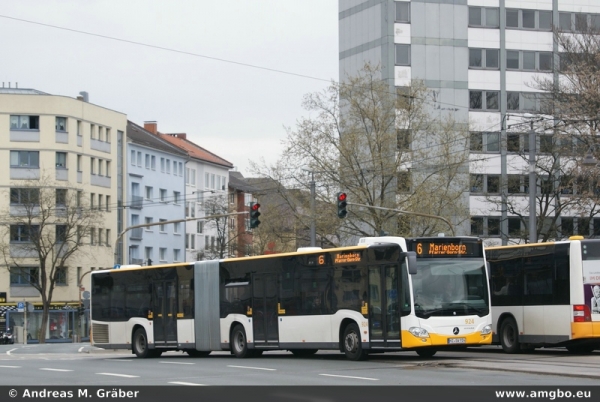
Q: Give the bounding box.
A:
[484,236,594,251]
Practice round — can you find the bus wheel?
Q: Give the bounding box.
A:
[343,323,367,361]
[187,350,211,357]
[290,349,318,357]
[500,318,521,354]
[416,349,437,357]
[231,324,251,358]
[132,328,150,358]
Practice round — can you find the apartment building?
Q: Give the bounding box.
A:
[143,122,234,261]
[0,87,126,337]
[339,0,600,244]
[123,121,188,265]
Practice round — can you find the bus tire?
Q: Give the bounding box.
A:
[343,323,367,361]
[187,350,211,357]
[290,349,318,357]
[500,318,521,354]
[132,328,151,358]
[416,349,437,357]
[231,324,252,358]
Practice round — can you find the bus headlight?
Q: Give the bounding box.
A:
[480,325,492,335]
[408,327,430,338]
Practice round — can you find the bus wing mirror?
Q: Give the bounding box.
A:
[406,251,418,275]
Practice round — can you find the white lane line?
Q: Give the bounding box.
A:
[40,368,74,372]
[168,381,207,386]
[319,373,379,381]
[227,365,276,371]
[96,372,140,378]
[6,348,16,355]
[0,365,21,368]
[77,347,84,353]
[106,359,134,362]
[159,361,195,365]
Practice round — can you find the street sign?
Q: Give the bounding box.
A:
[82,291,90,300]
[17,302,24,312]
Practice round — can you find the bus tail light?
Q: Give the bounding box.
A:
[573,305,591,322]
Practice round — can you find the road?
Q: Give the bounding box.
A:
[0,343,599,386]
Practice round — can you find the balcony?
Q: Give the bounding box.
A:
[55,132,69,144]
[91,138,110,153]
[129,195,143,209]
[90,174,111,188]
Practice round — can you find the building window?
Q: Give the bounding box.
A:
[471,217,484,236]
[469,7,499,28]
[10,188,39,205]
[145,186,153,200]
[173,191,180,204]
[10,151,39,167]
[470,132,499,153]
[197,221,203,234]
[397,171,411,193]
[174,222,180,234]
[506,50,553,71]
[160,189,167,202]
[55,117,67,132]
[56,225,67,243]
[151,155,156,170]
[395,2,410,23]
[56,189,67,206]
[173,249,181,262]
[159,248,167,262]
[488,218,501,236]
[487,175,500,193]
[397,129,410,151]
[395,44,411,66]
[508,218,522,236]
[469,90,499,111]
[144,217,153,230]
[469,48,499,69]
[10,267,38,285]
[10,225,39,242]
[470,174,483,193]
[145,154,150,169]
[55,152,67,168]
[159,219,167,232]
[10,115,39,130]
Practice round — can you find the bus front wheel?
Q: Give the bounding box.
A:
[500,318,521,354]
[133,328,151,358]
[231,324,252,358]
[343,323,367,361]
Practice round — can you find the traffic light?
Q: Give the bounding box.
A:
[336,192,347,218]
[250,202,261,229]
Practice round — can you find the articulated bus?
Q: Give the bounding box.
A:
[486,236,600,354]
[91,236,491,360]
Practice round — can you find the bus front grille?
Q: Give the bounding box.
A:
[92,323,109,344]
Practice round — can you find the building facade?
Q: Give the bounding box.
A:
[0,87,126,338]
[339,0,600,245]
[123,121,188,266]
[143,122,234,261]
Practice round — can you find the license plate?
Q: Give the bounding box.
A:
[448,337,466,344]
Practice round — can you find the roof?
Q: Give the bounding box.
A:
[126,121,188,157]
[0,88,49,95]
[159,133,234,169]
[229,171,259,193]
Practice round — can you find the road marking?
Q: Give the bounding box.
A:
[160,361,195,365]
[168,381,206,386]
[227,365,276,371]
[319,374,379,381]
[0,365,21,368]
[106,359,134,362]
[96,372,140,378]
[77,347,84,353]
[40,368,73,372]
[6,348,16,355]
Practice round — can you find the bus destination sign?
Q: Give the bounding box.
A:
[413,241,481,258]
[334,251,362,264]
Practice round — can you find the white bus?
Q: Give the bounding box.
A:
[91,236,491,360]
[486,236,600,354]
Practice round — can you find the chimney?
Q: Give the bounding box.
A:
[144,121,157,134]
[79,91,89,102]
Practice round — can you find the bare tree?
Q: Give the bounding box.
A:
[201,194,247,259]
[0,177,104,343]
[250,63,471,246]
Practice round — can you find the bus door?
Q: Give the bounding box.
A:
[368,264,401,348]
[252,273,279,348]
[152,280,178,346]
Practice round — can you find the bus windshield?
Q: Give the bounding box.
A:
[412,259,489,318]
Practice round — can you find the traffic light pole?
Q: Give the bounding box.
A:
[347,202,455,236]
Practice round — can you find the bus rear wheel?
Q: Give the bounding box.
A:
[231,324,252,358]
[500,318,521,354]
[133,328,150,358]
[343,323,367,361]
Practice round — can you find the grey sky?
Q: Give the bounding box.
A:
[0,0,339,176]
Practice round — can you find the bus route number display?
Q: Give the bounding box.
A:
[415,242,478,257]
